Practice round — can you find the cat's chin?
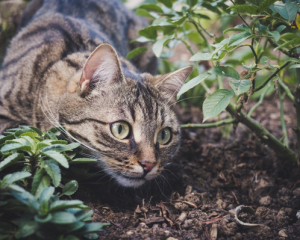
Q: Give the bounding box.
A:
[113,173,146,188]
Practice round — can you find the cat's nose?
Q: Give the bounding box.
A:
[139,160,155,173]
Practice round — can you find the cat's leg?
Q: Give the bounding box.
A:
[127,17,158,75]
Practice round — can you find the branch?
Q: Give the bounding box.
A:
[278,81,289,147]
[248,82,270,117]
[254,61,290,92]
[278,77,294,101]
[294,68,300,160]
[181,118,235,129]
[226,103,298,163]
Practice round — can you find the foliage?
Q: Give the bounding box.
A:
[0,126,108,239]
[129,0,300,162]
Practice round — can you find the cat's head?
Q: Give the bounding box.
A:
[59,43,192,188]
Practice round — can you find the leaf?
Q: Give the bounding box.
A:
[260,56,269,65]
[158,0,172,8]
[267,30,280,42]
[0,135,14,144]
[1,143,31,153]
[0,153,24,171]
[34,214,52,223]
[138,26,157,39]
[50,200,83,212]
[177,72,212,99]
[14,221,37,238]
[274,39,300,51]
[257,0,277,13]
[131,36,152,43]
[74,210,94,221]
[229,79,251,95]
[223,24,251,34]
[70,158,97,164]
[62,180,79,196]
[39,186,55,202]
[228,31,252,47]
[77,222,110,234]
[135,9,156,18]
[4,171,31,186]
[126,47,148,60]
[42,150,69,168]
[270,2,299,21]
[64,235,80,240]
[44,160,61,187]
[29,126,43,136]
[212,66,240,79]
[276,25,286,33]
[138,4,163,13]
[228,5,258,14]
[203,89,235,122]
[290,64,300,69]
[152,35,173,57]
[189,52,213,61]
[51,211,77,224]
[11,190,39,211]
[31,168,50,198]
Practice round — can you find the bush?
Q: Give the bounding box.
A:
[0,126,109,240]
[129,0,300,162]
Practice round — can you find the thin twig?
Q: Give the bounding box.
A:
[278,77,289,147]
[254,61,290,92]
[181,118,235,129]
[248,82,270,117]
[278,77,294,101]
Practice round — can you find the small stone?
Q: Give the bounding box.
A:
[164,230,170,237]
[259,196,272,206]
[166,238,178,240]
[126,230,134,235]
[292,188,300,196]
[216,199,227,209]
[278,229,288,238]
[297,211,300,219]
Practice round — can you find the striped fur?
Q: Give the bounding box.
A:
[0,0,192,187]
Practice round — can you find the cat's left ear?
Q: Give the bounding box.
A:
[153,66,193,102]
[79,43,124,95]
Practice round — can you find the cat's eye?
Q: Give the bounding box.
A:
[157,128,172,145]
[111,121,130,139]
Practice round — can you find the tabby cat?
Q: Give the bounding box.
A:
[0,0,193,187]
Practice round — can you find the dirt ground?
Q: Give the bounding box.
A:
[73,97,300,240]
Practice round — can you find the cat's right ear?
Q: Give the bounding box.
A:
[79,43,124,96]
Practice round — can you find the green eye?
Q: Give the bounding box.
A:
[157,128,172,145]
[111,121,130,139]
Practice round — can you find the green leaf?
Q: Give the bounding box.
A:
[177,72,212,99]
[51,211,77,224]
[11,190,39,211]
[62,180,79,196]
[189,52,213,61]
[50,200,83,212]
[31,168,50,198]
[39,186,55,202]
[274,39,300,51]
[126,47,148,60]
[70,158,97,164]
[290,64,300,69]
[152,35,173,57]
[42,150,69,168]
[1,143,31,153]
[212,66,240,79]
[14,128,36,137]
[14,221,37,238]
[4,171,31,186]
[260,56,269,65]
[228,31,252,47]
[74,210,94,221]
[267,30,280,42]
[223,24,251,34]
[43,160,61,187]
[0,153,24,171]
[138,26,157,39]
[229,79,251,95]
[257,0,277,13]
[131,36,152,43]
[29,126,43,136]
[34,213,52,223]
[64,235,80,240]
[228,5,258,14]
[158,0,172,8]
[203,89,235,122]
[135,9,156,18]
[138,4,163,13]
[270,2,299,21]
[77,222,110,234]
[0,135,14,144]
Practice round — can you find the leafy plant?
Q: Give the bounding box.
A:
[129,0,300,162]
[0,126,108,239]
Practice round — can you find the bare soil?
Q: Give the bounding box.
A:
[75,97,300,240]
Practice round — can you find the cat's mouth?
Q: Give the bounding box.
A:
[112,172,147,188]
[118,173,144,180]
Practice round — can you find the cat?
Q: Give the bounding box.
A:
[0,0,193,188]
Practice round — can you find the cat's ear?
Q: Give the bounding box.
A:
[153,66,193,102]
[79,43,124,95]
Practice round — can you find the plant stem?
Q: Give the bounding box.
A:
[278,77,294,101]
[248,82,270,117]
[278,82,289,147]
[254,61,290,92]
[294,68,300,159]
[268,38,290,57]
[181,118,235,129]
[226,103,298,163]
